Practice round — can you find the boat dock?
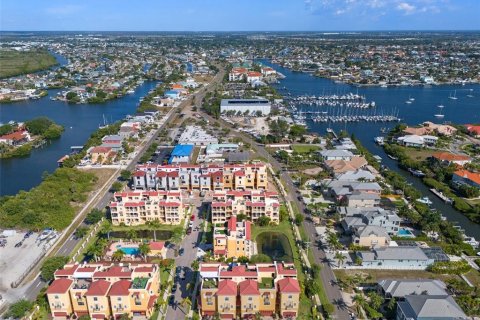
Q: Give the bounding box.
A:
[430,188,454,204]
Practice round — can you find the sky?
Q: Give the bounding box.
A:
[1,0,479,31]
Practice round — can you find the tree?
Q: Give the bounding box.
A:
[294,213,304,226]
[74,226,89,239]
[126,229,137,241]
[112,249,125,262]
[66,91,78,101]
[353,294,367,318]
[78,316,91,320]
[101,221,113,239]
[111,181,123,192]
[256,215,271,226]
[334,252,346,267]
[85,208,104,224]
[191,259,200,271]
[41,256,69,281]
[367,291,384,311]
[289,124,307,139]
[5,299,34,319]
[120,170,132,181]
[25,117,54,135]
[237,256,250,263]
[250,254,272,263]
[180,297,192,311]
[236,213,248,221]
[327,231,342,250]
[139,242,150,261]
[269,119,289,142]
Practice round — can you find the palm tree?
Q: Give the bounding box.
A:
[353,294,367,319]
[87,243,103,262]
[327,231,342,250]
[112,249,125,262]
[126,229,137,241]
[101,222,113,240]
[334,252,346,267]
[180,297,191,312]
[138,242,150,261]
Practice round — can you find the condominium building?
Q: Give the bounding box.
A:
[211,190,280,224]
[109,191,184,226]
[213,216,253,259]
[132,162,268,191]
[46,263,160,320]
[199,262,300,319]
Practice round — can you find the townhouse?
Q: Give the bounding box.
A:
[211,190,280,224]
[109,191,184,226]
[213,216,253,259]
[132,162,268,191]
[46,263,160,320]
[199,262,300,319]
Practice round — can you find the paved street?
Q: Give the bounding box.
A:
[199,108,350,319]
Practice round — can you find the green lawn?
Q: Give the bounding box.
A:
[0,49,57,78]
[292,144,320,154]
[111,221,184,232]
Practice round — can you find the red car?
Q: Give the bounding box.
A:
[190,215,195,221]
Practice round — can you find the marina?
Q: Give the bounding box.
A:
[260,58,480,238]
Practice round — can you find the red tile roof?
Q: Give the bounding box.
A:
[277,277,301,293]
[432,152,471,162]
[133,171,145,177]
[53,312,68,317]
[465,124,480,135]
[454,169,480,185]
[227,216,237,232]
[239,279,260,295]
[148,241,165,251]
[220,265,257,277]
[148,295,157,308]
[93,266,132,279]
[47,278,73,294]
[276,263,297,276]
[108,280,131,296]
[91,146,112,154]
[0,130,27,141]
[54,264,79,277]
[85,280,111,296]
[216,279,237,296]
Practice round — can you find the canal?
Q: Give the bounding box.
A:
[260,59,480,238]
[0,76,158,196]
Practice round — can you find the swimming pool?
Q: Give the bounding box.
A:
[117,245,139,255]
[397,228,414,237]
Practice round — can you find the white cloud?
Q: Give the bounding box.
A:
[396,2,416,14]
[46,5,83,15]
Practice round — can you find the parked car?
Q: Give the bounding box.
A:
[179,248,184,256]
[186,227,192,235]
[190,215,195,221]
[15,241,23,248]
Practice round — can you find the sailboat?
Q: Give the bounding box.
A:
[405,95,413,104]
[449,90,458,100]
[434,105,444,118]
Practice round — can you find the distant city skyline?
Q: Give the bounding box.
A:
[1,0,479,31]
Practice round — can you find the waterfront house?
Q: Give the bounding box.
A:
[341,207,401,235]
[464,124,480,137]
[345,192,381,208]
[431,152,471,167]
[246,71,262,83]
[324,156,368,174]
[397,135,438,147]
[396,295,467,320]
[319,149,354,161]
[90,146,116,164]
[357,247,434,269]
[335,170,375,181]
[452,169,480,188]
[101,135,123,152]
[352,225,391,248]
[0,130,31,146]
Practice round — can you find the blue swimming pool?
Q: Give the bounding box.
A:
[397,228,414,237]
[117,246,139,255]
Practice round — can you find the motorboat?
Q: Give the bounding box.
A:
[417,197,433,206]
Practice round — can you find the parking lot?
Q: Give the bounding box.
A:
[0,231,56,295]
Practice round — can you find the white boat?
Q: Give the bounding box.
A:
[387,154,398,160]
[434,105,445,118]
[127,89,135,94]
[449,90,458,100]
[409,97,415,101]
[374,136,385,145]
[405,100,412,104]
[380,84,388,88]
[437,104,444,108]
[417,197,433,206]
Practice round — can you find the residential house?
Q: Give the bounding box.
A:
[432,152,471,167]
[324,157,368,174]
[341,207,401,235]
[378,279,447,299]
[452,169,480,188]
[198,262,300,319]
[109,191,184,226]
[357,247,434,269]
[133,163,268,191]
[46,263,160,320]
[213,216,253,259]
[352,225,391,248]
[464,124,480,137]
[90,146,116,164]
[396,295,467,320]
[397,135,438,147]
[319,149,354,161]
[211,190,280,224]
[0,130,31,146]
[346,192,381,208]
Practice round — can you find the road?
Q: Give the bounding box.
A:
[198,109,350,319]
[163,200,207,319]
[11,70,225,306]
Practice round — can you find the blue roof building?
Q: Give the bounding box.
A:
[169,144,194,164]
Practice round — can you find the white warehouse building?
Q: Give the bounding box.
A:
[220,99,271,116]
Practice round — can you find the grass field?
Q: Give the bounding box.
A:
[291,144,321,154]
[334,269,457,284]
[0,49,58,78]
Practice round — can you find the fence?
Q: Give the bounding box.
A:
[70,218,104,262]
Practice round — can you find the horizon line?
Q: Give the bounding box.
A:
[1,29,480,33]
